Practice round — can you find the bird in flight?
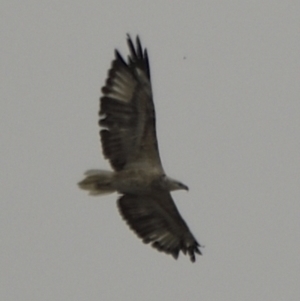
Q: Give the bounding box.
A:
[78,35,202,262]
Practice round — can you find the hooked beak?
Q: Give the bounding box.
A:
[181,183,189,191]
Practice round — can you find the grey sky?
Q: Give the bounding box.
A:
[1,1,299,300]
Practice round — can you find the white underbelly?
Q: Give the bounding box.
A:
[113,170,160,194]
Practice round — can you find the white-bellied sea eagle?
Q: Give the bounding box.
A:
[78,35,202,262]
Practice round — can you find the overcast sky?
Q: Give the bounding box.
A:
[1,1,300,300]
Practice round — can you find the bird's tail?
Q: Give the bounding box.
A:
[78,170,116,196]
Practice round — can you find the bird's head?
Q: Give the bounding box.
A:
[164,176,189,192]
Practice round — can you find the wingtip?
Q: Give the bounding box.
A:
[195,247,202,255]
[126,33,131,45]
[126,33,140,41]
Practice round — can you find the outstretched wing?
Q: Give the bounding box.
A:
[117,192,202,262]
[100,35,162,172]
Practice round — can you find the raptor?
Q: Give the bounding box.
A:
[78,35,202,262]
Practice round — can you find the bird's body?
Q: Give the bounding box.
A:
[78,35,202,262]
[81,169,186,197]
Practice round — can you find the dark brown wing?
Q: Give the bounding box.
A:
[117,192,202,262]
[99,35,162,172]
